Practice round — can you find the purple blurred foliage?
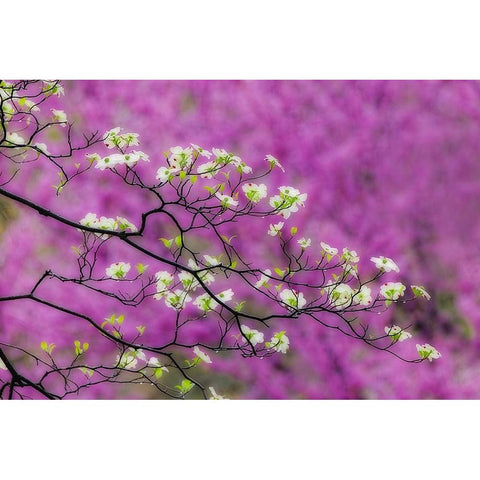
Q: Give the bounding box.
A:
[2,80,480,398]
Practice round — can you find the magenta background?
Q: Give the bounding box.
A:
[1,80,480,399]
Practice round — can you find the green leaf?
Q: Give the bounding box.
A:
[117,314,124,325]
[274,267,284,277]
[234,301,246,312]
[74,340,82,355]
[174,235,182,248]
[136,263,148,274]
[83,343,89,351]
[136,325,146,335]
[159,238,173,248]
[179,170,187,181]
[190,175,198,184]
[80,367,94,378]
[154,368,163,379]
[290,226,298,236]
[230,261,237,269]
[18,97,26,107]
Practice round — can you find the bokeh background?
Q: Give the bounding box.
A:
[2,80,480,399]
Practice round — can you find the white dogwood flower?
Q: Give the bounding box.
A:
[370,256,400,273]
[197,160,218,178]
[385,325,412,342]
[193,346,212,364]
[5,131,25,145]
[164,289,192,310]
[242,183,267,203]
[266,331,290,354]
[169,146,193,168]
[355,285,373,306]
[209,387,227,400]
[255,269,272,288]
[215,193,238,208]
[240,325,264,346]
[51,109,67,126]
[106,262,131,279]
[327,282,355,309]
[320,242,338,257]
[265,154,285,172]
[268,222,284,237]
[411,285,431,300]
[191,144,212,158]
[156,165,181,182]
[416,343,441,362]
[280,288,307,310]
[380,282,406,301]
[298,237,311,249]
[216,289,234,302]
[193,292,219,312]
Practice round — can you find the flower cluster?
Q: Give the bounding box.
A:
[79,213,137,238]
[87,127,149,170]
[266,331,290,354]
[269,186,308,219]
[152,261,235,313]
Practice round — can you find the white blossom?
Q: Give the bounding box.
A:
[209,387,227,400]
[269,186,307,218]
[216,288,234,303]
[342,248,360,264]
[255,269,272,288]
[51,109,67,126]
[193,292,219,312]
[370,256,400,273]
[115,348,145,370]
[164,289,192,310]
[240,325,264,346]
[5,131,25,145]
[116,216,137,232]
[298,237,311,249]
[355,285,373,306]
[242,182,267,203]
[193,346,212,364]
[280,288,307,310]
[380,282,406,301]
[34,143,50,155]
[197,160,218,178]
[266,331,289,354]
[105,262,131,279]
[411,285,431,300]
[191,144,212,158]
[327,282,355,309]
[320,242,338,257]
[385,325,412,342]
[215,193,238,208]
[203,255,220,266]
[178,271,199,291]
[169,146,193,168]
[265,154,285,172]
[268,222,284,237]
[94,153,126,170]
[416,343,441,362]
[156,165,181,182]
